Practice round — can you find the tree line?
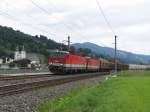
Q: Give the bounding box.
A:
[0,25,112,63]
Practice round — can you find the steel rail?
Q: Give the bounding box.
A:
[0,72,109,97]
[0,74,53,81]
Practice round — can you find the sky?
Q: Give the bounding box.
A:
[0,0,150,55]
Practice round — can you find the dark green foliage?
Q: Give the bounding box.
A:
[0,25,67,58]
[77,48,92,56]
[0,48,6,57]
[0,25,103,61]
[9,59,30,67]
[70,46,76,53]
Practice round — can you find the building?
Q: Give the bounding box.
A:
[14,46,26,61]
[26,53,40,69]
[0,59,3,64]
[26,53,40,64]
[14,46,40,69]
[5,58,14,64]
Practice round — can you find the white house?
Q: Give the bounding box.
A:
[5,58,14,64]
[0,59,3,64]
[26,53,40,64]
[14,46,26,61]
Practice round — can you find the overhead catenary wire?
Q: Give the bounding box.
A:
[29,0,91,41]
[1,0,113,47]
[95,0,116,35]
[1,0,66,37]
[29,0,73,31]
[0,1,74,50]
[0,10,68,49]
[46,0,92,41]
[0,0,116,51]
[2,0,60,35]
[46,0,84,29]
[45,0,91,41]
[95,0,118,73]
[0,0,90,50]
[1,0,65,38]
[0,10,58,37]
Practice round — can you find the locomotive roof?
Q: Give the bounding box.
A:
[49,50,69,54]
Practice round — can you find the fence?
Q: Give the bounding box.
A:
[0,64,50,75]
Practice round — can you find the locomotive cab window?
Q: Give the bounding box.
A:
[49,52,68,58]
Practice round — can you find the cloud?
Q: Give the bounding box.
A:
[0,0,150,54]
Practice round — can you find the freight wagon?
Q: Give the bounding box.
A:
[129,64,150,70]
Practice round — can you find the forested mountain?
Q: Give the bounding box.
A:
[72,42,150,64]
[0,25,94,61]
[2,25,149,64]
[0,25,67,58]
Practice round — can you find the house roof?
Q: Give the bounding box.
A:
[26,53,39,62]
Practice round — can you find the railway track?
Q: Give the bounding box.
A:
[0,74,53,81]
[0,72,109,97]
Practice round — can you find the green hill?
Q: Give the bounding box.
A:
[0,25,115,64]
[0,25,67,58]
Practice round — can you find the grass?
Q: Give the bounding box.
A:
[37,53,47,64]
[39,74,150,112]
[4,48,13,55]
[118,70,150,77]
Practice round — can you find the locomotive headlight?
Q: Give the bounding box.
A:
[49,62,52,65]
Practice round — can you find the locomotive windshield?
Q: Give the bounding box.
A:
[49,52,68,58]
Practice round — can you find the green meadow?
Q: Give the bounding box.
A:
[39,70,150,112]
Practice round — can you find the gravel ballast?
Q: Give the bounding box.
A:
[0,75,107,112]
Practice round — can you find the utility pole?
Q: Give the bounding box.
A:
[115,35,117,73]
[67,36,70,52]
[60,43,63,51]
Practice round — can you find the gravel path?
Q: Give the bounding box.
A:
[0,75,107,112]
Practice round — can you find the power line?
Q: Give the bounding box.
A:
[46,0,93,41]
[29,0,72,31]
[2,0,64,37]
[0,10,58,37]
[30,0,52,15]
[3,0,44,25]
[1,0,68,39]
[45,0,59,12]
[95,0,116,35]
[95,0,118,73]
[29,0,91,41]
[1,0,90,45]
[46,0,89,38]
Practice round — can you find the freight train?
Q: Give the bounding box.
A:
[48,50,129,74]
[129,64,150,70]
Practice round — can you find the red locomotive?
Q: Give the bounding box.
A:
[48,50,129,74]
[86,57,101,72]
[48,50,101,74]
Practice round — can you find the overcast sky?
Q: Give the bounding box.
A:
[0,0,150,55]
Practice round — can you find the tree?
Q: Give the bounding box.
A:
[9,59,31,68]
